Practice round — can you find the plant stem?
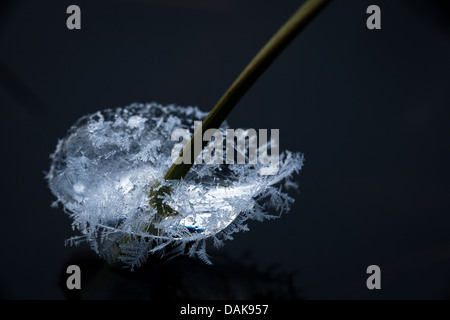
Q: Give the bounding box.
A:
[164,0,331,180]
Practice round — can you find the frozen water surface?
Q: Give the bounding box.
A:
[46,102,303,268]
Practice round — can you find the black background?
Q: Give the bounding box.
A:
[1,0,450,299]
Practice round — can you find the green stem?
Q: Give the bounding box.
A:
[164,0,331,180]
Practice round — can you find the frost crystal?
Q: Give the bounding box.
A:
[46,103,303,269]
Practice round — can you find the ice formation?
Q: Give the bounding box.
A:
[46,102,303,268]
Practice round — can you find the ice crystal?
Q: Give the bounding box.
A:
[46,102,303,269]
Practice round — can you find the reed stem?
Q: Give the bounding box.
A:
[164,0,331,180]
